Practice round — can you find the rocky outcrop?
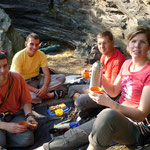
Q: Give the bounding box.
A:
[0,8,24,62]
[0,0,150,58]
[0,8,12,60]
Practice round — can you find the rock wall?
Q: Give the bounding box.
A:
[0,8,24,63]
[0,8,12,60]
[0,0,150,58]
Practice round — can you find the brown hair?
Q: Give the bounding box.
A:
[126,25,150,45]
[26,33,40,41]
[97,31,114,41]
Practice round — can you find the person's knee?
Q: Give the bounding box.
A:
[68,85,75,93]
[98,108,117,121]
[94,108,120,129]
[68,85,78,98]
[59,74,66,83]
[74,95,85,111]
[18,131,34,147]
[75,94,94,111]
[88,109,118,148]
[74,98,81,110]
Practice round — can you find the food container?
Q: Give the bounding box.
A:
[18,121,28,128]
[89,86,103,96]
[47,106,69,117]
[83,71,90,79]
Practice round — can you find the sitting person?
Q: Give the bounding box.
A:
[34,25,150,150]
[11,33,66,104]
[68,30,125,111]
[87,25,150,150]
[0,52,38,149]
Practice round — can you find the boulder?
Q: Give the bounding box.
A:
[0,8,24,63]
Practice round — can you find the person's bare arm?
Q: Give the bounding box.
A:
[89,85,150,122]
[102,73,122,97]
[27,84,39,93]
[23,102,33,116]
[37,66,50,98]
[0,121,27,133]
[23,102,38,129]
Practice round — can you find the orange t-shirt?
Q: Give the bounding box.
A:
[0,72,32,114]
[101,48,126,84]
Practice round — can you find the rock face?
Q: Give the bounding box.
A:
[0,8,12,61]
[0,0,150,58]
[0,8,24,62]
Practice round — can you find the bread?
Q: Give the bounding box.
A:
[28,122,37,127]
[59,103,66,109]
[28,121,37,127]
[49,103,66,113]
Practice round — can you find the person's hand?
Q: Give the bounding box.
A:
[32,88,46,98]
[33,87,40,94]
[81,69,89,75]
[27,116,38,130]
[4,122,27,133]
[36,87,47,98]
[82,69,91,79]
[89,92,110,106]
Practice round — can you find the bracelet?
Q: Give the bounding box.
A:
[25,113,35,119]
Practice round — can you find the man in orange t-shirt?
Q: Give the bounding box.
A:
[68,31,126,111]
[0,52,38,149]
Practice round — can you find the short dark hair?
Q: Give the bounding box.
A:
[97,31,114,41]
[26,33,40,41]
[0,52,8,61]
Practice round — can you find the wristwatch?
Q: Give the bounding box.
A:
[25,113,35,119]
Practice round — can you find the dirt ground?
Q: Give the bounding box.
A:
[46,50,91,75]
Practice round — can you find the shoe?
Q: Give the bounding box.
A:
[54,90,65,99]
